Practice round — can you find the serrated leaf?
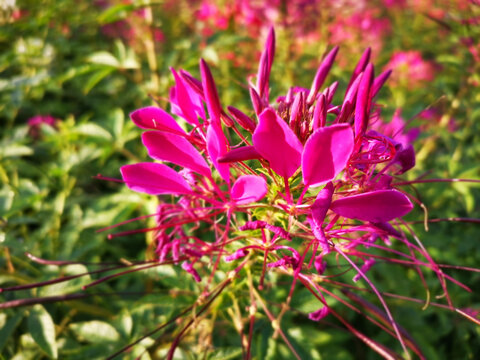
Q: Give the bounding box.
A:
[69,321,120,343]
[28,305,58,359]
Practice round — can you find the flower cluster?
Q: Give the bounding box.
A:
[117,28,473,357]
[384,50,436,90]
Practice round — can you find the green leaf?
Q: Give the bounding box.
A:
[98,3,135,23]
[87,52,120,68]
[69,321,120,343]
[0,312,24,352]
[109,108,125,139]
[38,265,92,297]
[0,185,15,215]
[207,347,243,359]
[83,67,115,94]
[72,123,112,140]
[115,309,133,339]
[0,144,33,158]
[28,305,57,359]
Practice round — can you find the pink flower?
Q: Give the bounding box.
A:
[385,50,436,89]
[27,115,58,139]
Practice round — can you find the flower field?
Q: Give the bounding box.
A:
[1,1,479,359]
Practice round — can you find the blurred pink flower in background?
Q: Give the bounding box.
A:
[196,0,230,36]
[382,0,407,8]
[385,50,436,89]
[95,0,165,45]
[193,0,324,42]
[373,109,420,148]
[329,8,391,62]
[27,115,58,139]
[419,108,457,132]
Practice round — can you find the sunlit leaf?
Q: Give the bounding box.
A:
[28,305,57,359]
[69,321,121,343]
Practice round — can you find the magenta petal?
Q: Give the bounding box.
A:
[309,306,329,322]
[331,190,413,222]
[249,87,263,115]
[206,122,230,183]
[354,63,374,138]
[311,182,334,223]
[121,162,191,195]
[252,108,303,178]
[231,175,267,205]
[372,69,392,98]
[142,131,210,176]
[302,124,354,187]
[200,59,222,124]
[256,27,275,101]
[307,46,339,104]
[217,146,262,163]
[227,106,256,132]
[346,47,371,93]
[130,106,186,135]
[179,70,204,96]
[324,81,339,104]
[170,68,205,125]
[312,94,326,130]
[309,182,334,254]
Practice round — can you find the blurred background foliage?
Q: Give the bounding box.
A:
[0,0,479,359]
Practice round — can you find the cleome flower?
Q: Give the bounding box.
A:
[121,28,412,276]
[105,27,476,358]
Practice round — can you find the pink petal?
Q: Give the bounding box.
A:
[217,146,262,163]
[312,94,326,130]
[307,46,339,104]
[130,106,186,135]
[354,63,374,138]
[142,131,210,176]
[331,190,413,222]
[302,124,354,187]
[249,87,263,115]
[181,261,201,282]
[311,182,334,223]
[309,306,329,321]
[309,182,334,254]
[346,47,371,92]
[231,175,267,205]
[179,70,203,96]
[256,27,275,101]
[121,162,191,195]
[227,106,256,132]
[170,68,205,125]
[252,108,303,178]
[372,69,392,98]
[206,122,230,183]
[200,59,222,124]
[324,81,338,104]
